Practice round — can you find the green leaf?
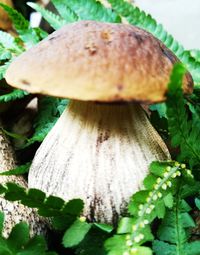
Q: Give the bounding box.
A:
[0,61,11,80]
[52,215,77,231]
[149,103,167,119]
[51,0,79,22]
[185,241,200,255]
[27,2,66,30]
[189,50,200,62]
[149,161,168,177]
[58,0,120,23]
[104,235,127,255]
[0,3,46,47]
[155,200,166,219]
[106,161,185,254]
[163,193,174,209]
[0,185,7,194]
[26,97,68,146]
[62,219,92,248]
[117,217,135,234]
[167,64,200,166]
[0,213,4,235]
[181,212,195,228]
[22,189,46,208]
[143,174,157,190]
[75,228,108,255]
[93,223,113,233]
[0,47,12,61]
[0,163,31,176]
[154,178,198,255]
[0,31,22,54]
[131,247,152,255]
[44,195,65,210]
[0,89,28,103]
[0,182,84,220]
[4,183,26,201]
[62,199,84,216]
[0,212,56,254]
[153,240,176,255]
[7,223,29,251]
[195,198,200,210]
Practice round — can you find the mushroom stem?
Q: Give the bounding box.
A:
[28,100,170,223]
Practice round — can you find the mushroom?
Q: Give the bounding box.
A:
[5,21,193,223]
[0,121,47,237]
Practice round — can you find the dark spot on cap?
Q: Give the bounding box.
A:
[85,43,97,55]
[159,43,177,64]
[129,32,144,44]
[49,36,56,41]
[101,31,112,44]
[20,79,30,86]
[117,84,123,91]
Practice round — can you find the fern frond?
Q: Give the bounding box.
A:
[0,88,28,102]
[189,49,200,63]
[105,161,191,255]
[0,3,28,32]
[51,0,79,22]
[167,64,200,167]
[0,31,23,54]
[26,97,68,147]
[57,0,120,23]
[0,46,11,61]
[27,2,66,30]
[0,182,83,219]
[0,3,47,47]
[153,180,200,255]
[0,212,57,254]
[0,61,10,80]
[107,0,200,86]
[0,162,31,176]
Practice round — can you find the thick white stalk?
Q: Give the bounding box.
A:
[29,101,170,223]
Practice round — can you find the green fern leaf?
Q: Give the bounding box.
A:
[0,213,57,254]
[0,3,28,31]
[27,2,66,30]
[0,3,47,47]
[0,61,10,80]
[153,180,200,255]
[0,89,28,102]
[167,64,200,166]
[153,240,176,255]
[0,31,22,55]
[105,161,191,255]
[51,0,79,22]
[0,47,12,61]
[189,50,200,62]
[63,219,92,248]
[0,213,4,236]
[74,227,109,255]
[26,97,68,146]
[107,0,200,85]
[0,182,84,219]
[0,162,31,176]
[58,0,120,23]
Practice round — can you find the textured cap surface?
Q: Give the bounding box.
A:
[5,20,193,102]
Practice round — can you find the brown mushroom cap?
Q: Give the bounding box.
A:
[0,0,13,30]
[5,20,193,103]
